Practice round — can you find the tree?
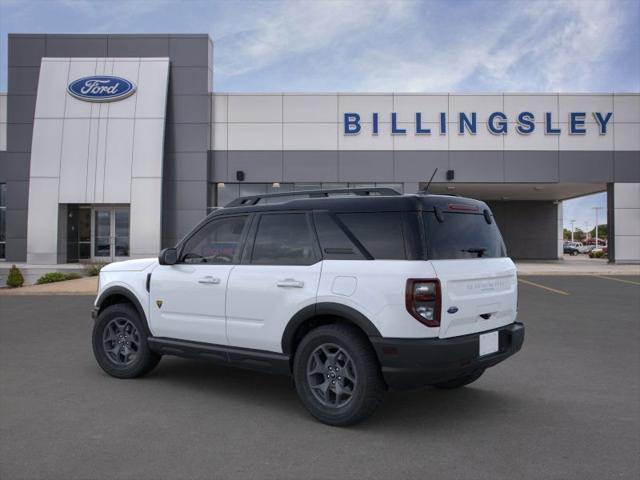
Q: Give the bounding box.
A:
[589,224,607,239]
[573,227,586,242]
[6,264,24,288]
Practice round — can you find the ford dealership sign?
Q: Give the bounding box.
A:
[344,111,613,136]
[67,76,136,102]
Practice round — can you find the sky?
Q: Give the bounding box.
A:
[1,0,638,227]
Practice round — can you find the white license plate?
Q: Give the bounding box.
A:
[479,331,499,356]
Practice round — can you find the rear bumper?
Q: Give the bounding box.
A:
[370,322,525,390]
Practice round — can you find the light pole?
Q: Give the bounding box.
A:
[592,206,604,248]
[584,221,590,242]
[570,219,576,242]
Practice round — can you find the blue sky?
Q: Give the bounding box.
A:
[1,0,638,227]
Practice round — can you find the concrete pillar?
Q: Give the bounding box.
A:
[557,201,564,259]
[608,183,640,263]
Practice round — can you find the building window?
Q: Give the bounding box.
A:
[210,182,404,208]
[0,183,6,259]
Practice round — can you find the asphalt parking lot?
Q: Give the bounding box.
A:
[1,275,639,480]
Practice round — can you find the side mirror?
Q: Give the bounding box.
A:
[159,247,178,266]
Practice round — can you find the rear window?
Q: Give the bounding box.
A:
[336,212,406,260]
[423,211,506,259]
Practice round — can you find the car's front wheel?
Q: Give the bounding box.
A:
[92,303,161,379]
[293,324,385,426]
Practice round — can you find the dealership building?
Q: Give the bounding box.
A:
[0,33,638,268]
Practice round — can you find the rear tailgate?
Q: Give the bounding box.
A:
[430,258,517,338]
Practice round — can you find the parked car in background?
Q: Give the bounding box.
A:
[589,245,608,258]
[564,242,582,256]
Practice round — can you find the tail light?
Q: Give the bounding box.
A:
[405,279,441,327]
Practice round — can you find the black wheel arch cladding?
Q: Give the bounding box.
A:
[282,302,382,355]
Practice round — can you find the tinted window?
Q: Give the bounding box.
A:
[337,212,406,260]
[251,214,317,265]
[424,212,506,259]
[314,212,365,260]
[181,216,247,264]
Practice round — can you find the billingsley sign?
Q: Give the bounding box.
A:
[343,111,613,136]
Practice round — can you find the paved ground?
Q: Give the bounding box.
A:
[0,276,98,295]
[1,276,638,480]
[516,255,640,276]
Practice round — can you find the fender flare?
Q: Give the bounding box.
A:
[281,302,381,354]
[95,286,151,337]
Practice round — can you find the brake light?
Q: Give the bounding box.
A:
[405,279,441,327]
[448,203,479,212]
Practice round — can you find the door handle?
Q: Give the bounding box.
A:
[277,278,304,288]
[198,276,221,285]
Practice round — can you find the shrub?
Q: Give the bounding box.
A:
[6,264,25,288]
[85,263,107,277]
[36,272,83,285]
[589,250,605,259]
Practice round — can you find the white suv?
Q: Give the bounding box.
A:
[92,188,524,426]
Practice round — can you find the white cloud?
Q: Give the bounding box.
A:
[214,0,635,92]
[214,0,412,79]
[348,0,629,92]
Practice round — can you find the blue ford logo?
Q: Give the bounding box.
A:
[67,76,136,102]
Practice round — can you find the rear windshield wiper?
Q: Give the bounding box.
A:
[461,248,487,258]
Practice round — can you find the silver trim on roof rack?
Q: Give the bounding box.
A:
[224,187,401,207]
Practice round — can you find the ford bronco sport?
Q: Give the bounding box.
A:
[92,188,524,426]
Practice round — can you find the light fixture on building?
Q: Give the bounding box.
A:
[272,182,281,188]
[217,182,225,188]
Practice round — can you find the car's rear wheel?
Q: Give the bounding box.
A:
[432,369,485,389]
[92,303,161,379]
[293,324,385,426]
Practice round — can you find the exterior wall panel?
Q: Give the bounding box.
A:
[488,201,560,260]
[612,183,640,263]
[25,56,169,263]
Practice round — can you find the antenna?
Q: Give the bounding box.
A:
[423,168,438,193]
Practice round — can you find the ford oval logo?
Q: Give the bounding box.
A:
[67,76,136,102]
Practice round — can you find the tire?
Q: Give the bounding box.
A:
[433,369,485,389]
[293,324,385,426]
[572,250,579,256]
[92,303,161,379]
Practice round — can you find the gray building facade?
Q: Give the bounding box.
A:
[0,33,638,265]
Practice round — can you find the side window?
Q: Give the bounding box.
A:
[181,216,247,264]
[251,213,317,265]
[313,212,365,260]
[337,212,406,260]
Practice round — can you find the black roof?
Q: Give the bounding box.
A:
[210,193,489,216]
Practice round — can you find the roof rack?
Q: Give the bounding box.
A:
[225,187,401,207]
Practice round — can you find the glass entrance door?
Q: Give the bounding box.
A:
[66,205,92,262]
[93,206,130,261]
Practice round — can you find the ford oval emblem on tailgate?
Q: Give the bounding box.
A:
[447,306,459,314]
